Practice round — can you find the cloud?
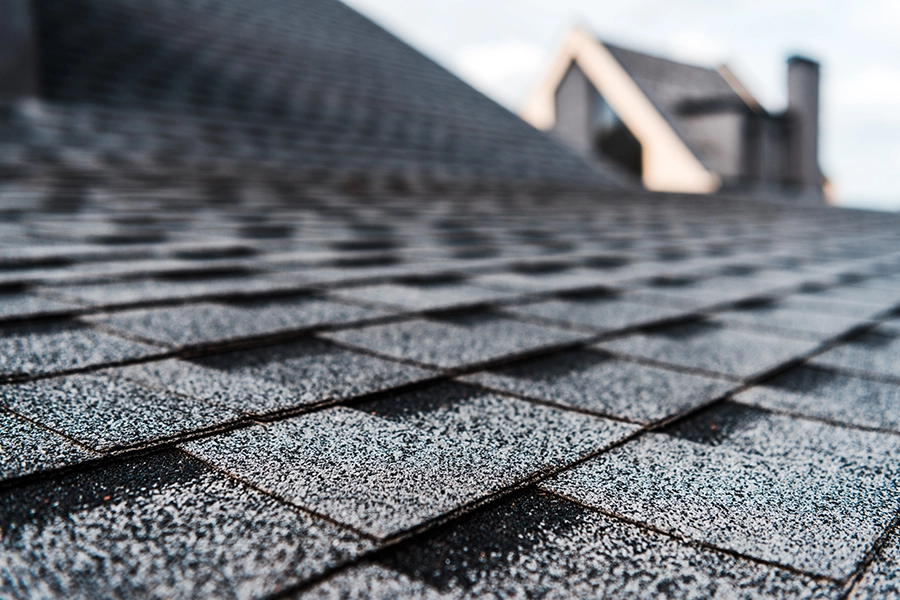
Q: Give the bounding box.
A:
[835,65,900,120]
[452,39,547,108]
[667,30,730,65]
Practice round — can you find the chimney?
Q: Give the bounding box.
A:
[786,55,820,193]
[0,0,39,102]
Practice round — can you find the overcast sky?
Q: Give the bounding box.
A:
[344,0,900,211]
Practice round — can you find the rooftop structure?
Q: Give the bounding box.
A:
[522,28,828,201]
[1,1,899,599]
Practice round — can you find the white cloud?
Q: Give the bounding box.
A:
[667,30,730,65]
[452,39,547,108]
[835,65,900,122]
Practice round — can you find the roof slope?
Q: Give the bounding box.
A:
[605,42,757,168]
[16,0,625,187]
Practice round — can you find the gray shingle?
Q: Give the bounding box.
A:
[0,321,158,379]
[812,326,900,379]
[0,373,241,451]
[0,410,96,480]
[470,267,626,294]
[0,291,78,321]
[736,366,900,432]
[542,403,900,579]
[302,491,841,599]
[594,319,819,380]
[322,313,588,370]
[462,349,735,424]
[714,302,869,340]
[850,523,900,599]
[328,281,515,312]
[183,382,635,539]
[117,339,436,416]
[87,296,387,348]
[0,452,371,600]
[504,292,689,332]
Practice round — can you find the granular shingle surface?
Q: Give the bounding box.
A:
[2,0,900,595]
[594,318,821,380]
[323,313,589,370]
[0,452,372,600]
[300,492,842,599]
[736,365,900,432]
[183,383,635,539]
[463,349,735,424]
[0,410,96,479]
[542,402,900,579]
[0,321,158,379]
[117,339,435,416]
[0,372,241,451]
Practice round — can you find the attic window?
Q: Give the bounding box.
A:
[592,90,643,178]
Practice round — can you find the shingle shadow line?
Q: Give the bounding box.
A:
[453,378,646,427]
[181,447,382,543]
[0,307,91,327]
[0,420,254,492]
[585,347,744,383]
[728,397,900,438]
[542,488,845,586]
[799,363,900,388]
[841,512,900,599]
[492,306,705,337]
[0,348,179,385]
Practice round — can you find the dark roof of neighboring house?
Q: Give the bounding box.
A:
[1,2,900,599]
[604,41,760,168]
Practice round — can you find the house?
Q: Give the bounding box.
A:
[521,27,828,201]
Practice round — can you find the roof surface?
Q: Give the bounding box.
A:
[604,42,756,168]
[2,0,900,598]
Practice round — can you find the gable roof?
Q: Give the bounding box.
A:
[603,42,761,170]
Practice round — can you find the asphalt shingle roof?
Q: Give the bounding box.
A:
[1,0,900,598]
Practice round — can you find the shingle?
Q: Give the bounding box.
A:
[322,313,588,370]
[850,523,900,599]
[776,295,887,319]
[183,382,635,539]
[0,372,241,451]
[328,281,515,312]
[0,321,158,379]
[736,365,900,432]
[87,296,387,348]
[462,349,735,424]
[300,491,841,599]
[714,302,869,340]
[0,291,78,321]
[593,319,819,380]
[504,292,689,332]
[469,267,626,294]
[0,451,371,600]
[117,339,436,416]
[0,410,96,480]
[542,402,900,579]
[811,326,900,379]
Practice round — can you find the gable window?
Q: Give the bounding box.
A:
[592,89,642,178]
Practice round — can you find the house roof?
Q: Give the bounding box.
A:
[603,41,760,170]
[16,0,627,188]
[2,1,900,599]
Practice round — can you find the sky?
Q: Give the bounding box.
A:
[343,0,900,211]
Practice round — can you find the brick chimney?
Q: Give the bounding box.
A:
[0,0,39,102]
[786,55,821,195]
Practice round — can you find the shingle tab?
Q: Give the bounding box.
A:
[328,281,515,312]
[736,365,900,432]
[812,325,900,379]
[505,292,689,332]
[117,339,436,416]
[542,403,900,579]
[594,319,819,380]
[87,296,387,348]
[0,410,96,480]
[183,383,635,539]
[323,313,588,370]
[463,349,735,424]
[714,301,869,340]
[300,492,840,599]
[0,291,78,321]
[0,452,371,600]
[0,373,241,451]
[0,321,158,379]
[850,523,900,599]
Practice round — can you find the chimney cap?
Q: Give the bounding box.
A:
[788,55,820,69]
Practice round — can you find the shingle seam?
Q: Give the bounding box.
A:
[543,488,845,585]
[842,513,900,598]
